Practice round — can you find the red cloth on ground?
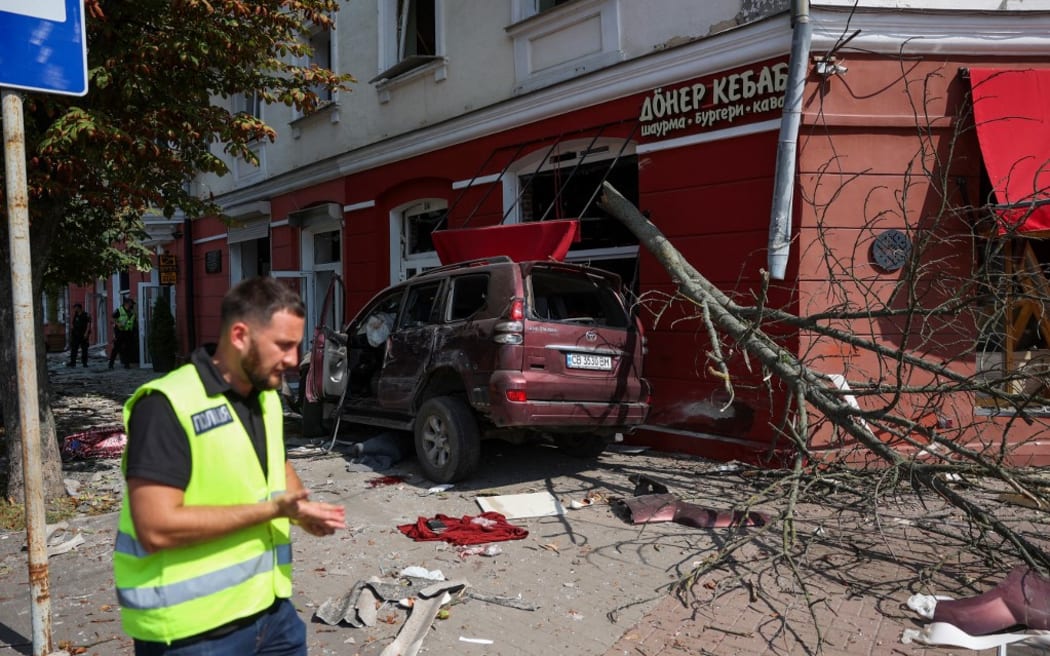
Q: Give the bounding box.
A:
[61,425,127,460]
[397,512,528,545]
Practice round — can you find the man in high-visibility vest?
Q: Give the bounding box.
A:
[114,277,346,654]
[109,296,137,369]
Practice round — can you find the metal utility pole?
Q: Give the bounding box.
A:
[2,88,54,656]
[0,3,88,653]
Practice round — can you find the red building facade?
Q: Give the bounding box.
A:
[84,10,1050,465]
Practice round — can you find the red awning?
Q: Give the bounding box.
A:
[432,219,580,265]
[970,68,1050,234]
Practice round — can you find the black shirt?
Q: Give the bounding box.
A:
[71,311,90,338]
[124,347,280,489]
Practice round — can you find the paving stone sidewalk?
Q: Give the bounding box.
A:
[601,495,1050,656]
[4,349,1049,656]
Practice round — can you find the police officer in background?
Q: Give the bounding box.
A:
[110,296,136,369]
[68,303,91,367]
[113,277,346,655]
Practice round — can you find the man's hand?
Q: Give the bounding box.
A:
[274,489,346,536]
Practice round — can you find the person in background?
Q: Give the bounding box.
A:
[110,296,136,369]
[68,303,91,367]
[113,277,346,655]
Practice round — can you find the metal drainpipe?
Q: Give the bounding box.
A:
[767,0,812,280]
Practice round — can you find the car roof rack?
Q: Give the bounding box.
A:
[415,255,515,278]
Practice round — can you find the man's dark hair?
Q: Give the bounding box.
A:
[73,303,83,311]
[220,277,306,332]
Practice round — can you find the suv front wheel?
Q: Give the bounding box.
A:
[414,396,481,483]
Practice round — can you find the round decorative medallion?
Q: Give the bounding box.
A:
[871,229,911,271]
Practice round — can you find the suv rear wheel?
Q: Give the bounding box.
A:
[414,396,481,483]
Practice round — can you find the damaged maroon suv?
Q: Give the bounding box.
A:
[296,256,650,483]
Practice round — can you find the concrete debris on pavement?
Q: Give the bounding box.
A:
[475,490,565,519]
[316,576,436,627]
[12,348,1049,656]
[378,579,467,656]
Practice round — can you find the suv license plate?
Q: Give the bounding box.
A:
[566,353,613,371]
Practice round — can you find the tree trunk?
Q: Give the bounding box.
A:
[0,213,67,504]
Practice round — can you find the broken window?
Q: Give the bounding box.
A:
[398,0,436,59]
[528,268,628,328]
[401,282,442,328]
[372,0,443,84]
[519,154,639,252]
[448,274,489,321]
[405,206,444,257]
[975,238,1050,410]
[398,200,445,281]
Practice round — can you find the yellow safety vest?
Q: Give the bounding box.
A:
[115,305,135,331]
[113,364,292,643]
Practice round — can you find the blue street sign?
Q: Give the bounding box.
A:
[0,0,88,96]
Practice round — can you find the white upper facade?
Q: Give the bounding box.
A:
[200,0,1050,206]
[202,0,794,200]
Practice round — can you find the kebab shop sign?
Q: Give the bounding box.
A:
[638,59,789,141]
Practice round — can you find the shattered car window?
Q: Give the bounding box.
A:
[400,282,442,329]
[448,274,489,321]
[528,270,628,328]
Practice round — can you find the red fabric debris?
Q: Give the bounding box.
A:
[61,425,127,460]
[397,512,528,545]
[367,475,406,488]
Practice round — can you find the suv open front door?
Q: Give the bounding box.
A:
[377,281,441,409]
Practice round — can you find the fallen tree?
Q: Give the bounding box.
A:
[600,179,1050,649]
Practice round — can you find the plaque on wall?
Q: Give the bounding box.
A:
[158,253,177,284]
[205,250,222,274]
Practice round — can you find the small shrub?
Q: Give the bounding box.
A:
[148,293,177,373]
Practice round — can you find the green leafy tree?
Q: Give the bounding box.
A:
[0,0,354,501]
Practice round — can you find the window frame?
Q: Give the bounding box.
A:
[308,28,334,106]
[502,138,640,265]
[292,18,339,121]
[399,281,443,329]
[234,92,263,121]
[390,198,446,283]
[447,273,490,322]
[373,0,447,94]
[510,0,575,22]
